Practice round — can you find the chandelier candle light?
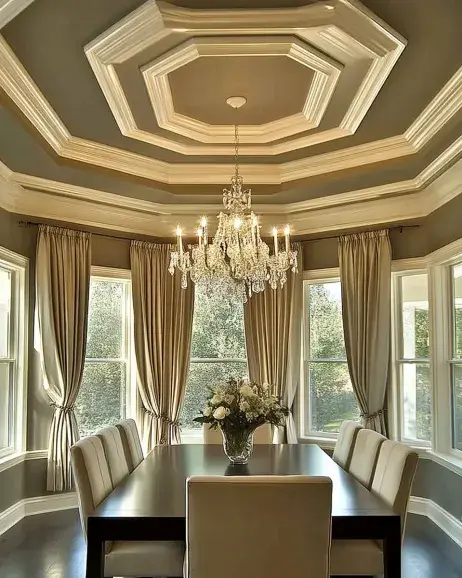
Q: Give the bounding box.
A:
[169,96,298,302]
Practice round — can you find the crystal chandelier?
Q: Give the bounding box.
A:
[169,96,298,302]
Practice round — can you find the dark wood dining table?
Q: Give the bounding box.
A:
[85,443,401,578]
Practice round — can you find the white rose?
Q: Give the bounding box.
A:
[211,394,223,405]
[262,382,270,391]
[240,384,253,397]
[240,400,250,412]
[213,406,228,420]
[203,406,212,417]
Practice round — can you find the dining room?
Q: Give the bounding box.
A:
[1,0,462,577]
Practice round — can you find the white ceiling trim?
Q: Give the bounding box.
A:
[4,146,462,237]
[0,0,35,29]
[0,3,460,184]
[85,0,404,155]
[141,36,342,144]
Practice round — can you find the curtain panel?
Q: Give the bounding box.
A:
[243,243,303,443]
[130,242,194,451]
[338,230,392,433]
[36,225,91,491]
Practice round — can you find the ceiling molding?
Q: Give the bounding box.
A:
[0,3,460,184]
[141,36,342,144]
[0,0,35,29]
[5,146,462,237]
[84,0,404,155]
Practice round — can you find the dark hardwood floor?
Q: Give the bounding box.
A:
[0,510,460,577]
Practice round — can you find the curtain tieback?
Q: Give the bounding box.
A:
[142,408,180,427]
[50,402,74,414]
[360,408,386,420]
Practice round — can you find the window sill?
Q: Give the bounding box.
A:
[298,436,337,450]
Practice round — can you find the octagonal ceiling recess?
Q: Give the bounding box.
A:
[85,0,406,155]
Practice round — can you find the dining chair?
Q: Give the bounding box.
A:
[96,426,130,487]
[70,436,184,578]
[330,440,419,576]
[332,420,362,470]
[186,475,333,578]
[202,423,273,444]
[347,428,386,489]
[115,418,144,472]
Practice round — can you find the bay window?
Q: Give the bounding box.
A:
[451,263,462,452]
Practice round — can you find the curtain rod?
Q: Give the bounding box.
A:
[18,220,420,244]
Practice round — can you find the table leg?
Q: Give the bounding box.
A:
[85,519,105,578]
[383,518,401,578]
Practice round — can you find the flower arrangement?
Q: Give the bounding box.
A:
[194,377,289,463]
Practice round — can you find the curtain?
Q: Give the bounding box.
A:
[243,243,303,443]
[338,230,391,433]
[130,242,194,451]
[36,225,91,491]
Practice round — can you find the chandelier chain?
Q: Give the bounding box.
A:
[234,110,239,179]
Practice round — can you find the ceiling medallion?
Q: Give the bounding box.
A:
[169,97,298,302]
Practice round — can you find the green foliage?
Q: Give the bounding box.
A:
[75,280,127,437]
[307,284,359,433]
[181,284,247,430]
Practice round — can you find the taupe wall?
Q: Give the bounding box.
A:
[0,459,48,513]
[413,459,462,520]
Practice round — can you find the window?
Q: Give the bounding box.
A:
[0,248,27,458]
[302,280,359,437]
[394,273,431,445]
[180,283,247,439]
[451,263,462,452]
[75,274,133,437]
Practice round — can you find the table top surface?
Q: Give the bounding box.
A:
[94,444,396,520]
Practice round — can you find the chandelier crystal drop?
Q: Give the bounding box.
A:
[168,96,298,302]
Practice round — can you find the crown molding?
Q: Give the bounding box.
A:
[0,3,460,184]
[0,0,35,29]
[5,149,462,238]
[141,36,342,144]
[84,0,404,155]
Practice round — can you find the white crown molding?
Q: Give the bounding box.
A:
[84,0,404,155]
[409,497,462,550]
[0,2,459,184]
[0,0,35,29]
[4,151,462,237]
[141,36,342,144]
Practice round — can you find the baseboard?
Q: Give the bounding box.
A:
[0,493,77,536]
[409,496,462,549]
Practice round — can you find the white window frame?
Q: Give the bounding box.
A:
[391,268,431,448]
[0,246,28,460]
[79,267,136,432]
[449,262,462,459]
[300,268,354,444]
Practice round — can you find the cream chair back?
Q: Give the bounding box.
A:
[203,423,273,444]
[97,426,130,486]
[186,475,332,578]
[116,419,144,472]
[70,436,113,539]
[332,420,362,470]
[348,428,386,489]
[371,440,419,534]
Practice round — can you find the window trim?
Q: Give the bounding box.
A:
[391,270,431,448]
[449,262,462,459]
[300,272,358,440]
[0,246,28,459]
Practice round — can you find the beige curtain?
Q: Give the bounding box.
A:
[36,225,91,491]
[338,230,391,433]
[243,243,303,443]
[130,242,194,451]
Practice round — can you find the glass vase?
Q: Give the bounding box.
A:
[220,426,254,464]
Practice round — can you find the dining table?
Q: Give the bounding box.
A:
[85,443,401,577]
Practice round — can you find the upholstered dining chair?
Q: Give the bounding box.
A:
[330,440,419,576]
[347,428,386,489]
[332,420,362,470]
[115,418,144,472]
[203,423,273,444]
[70,436,184,578]
[186,475,333,578]
[96,426,130,487]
